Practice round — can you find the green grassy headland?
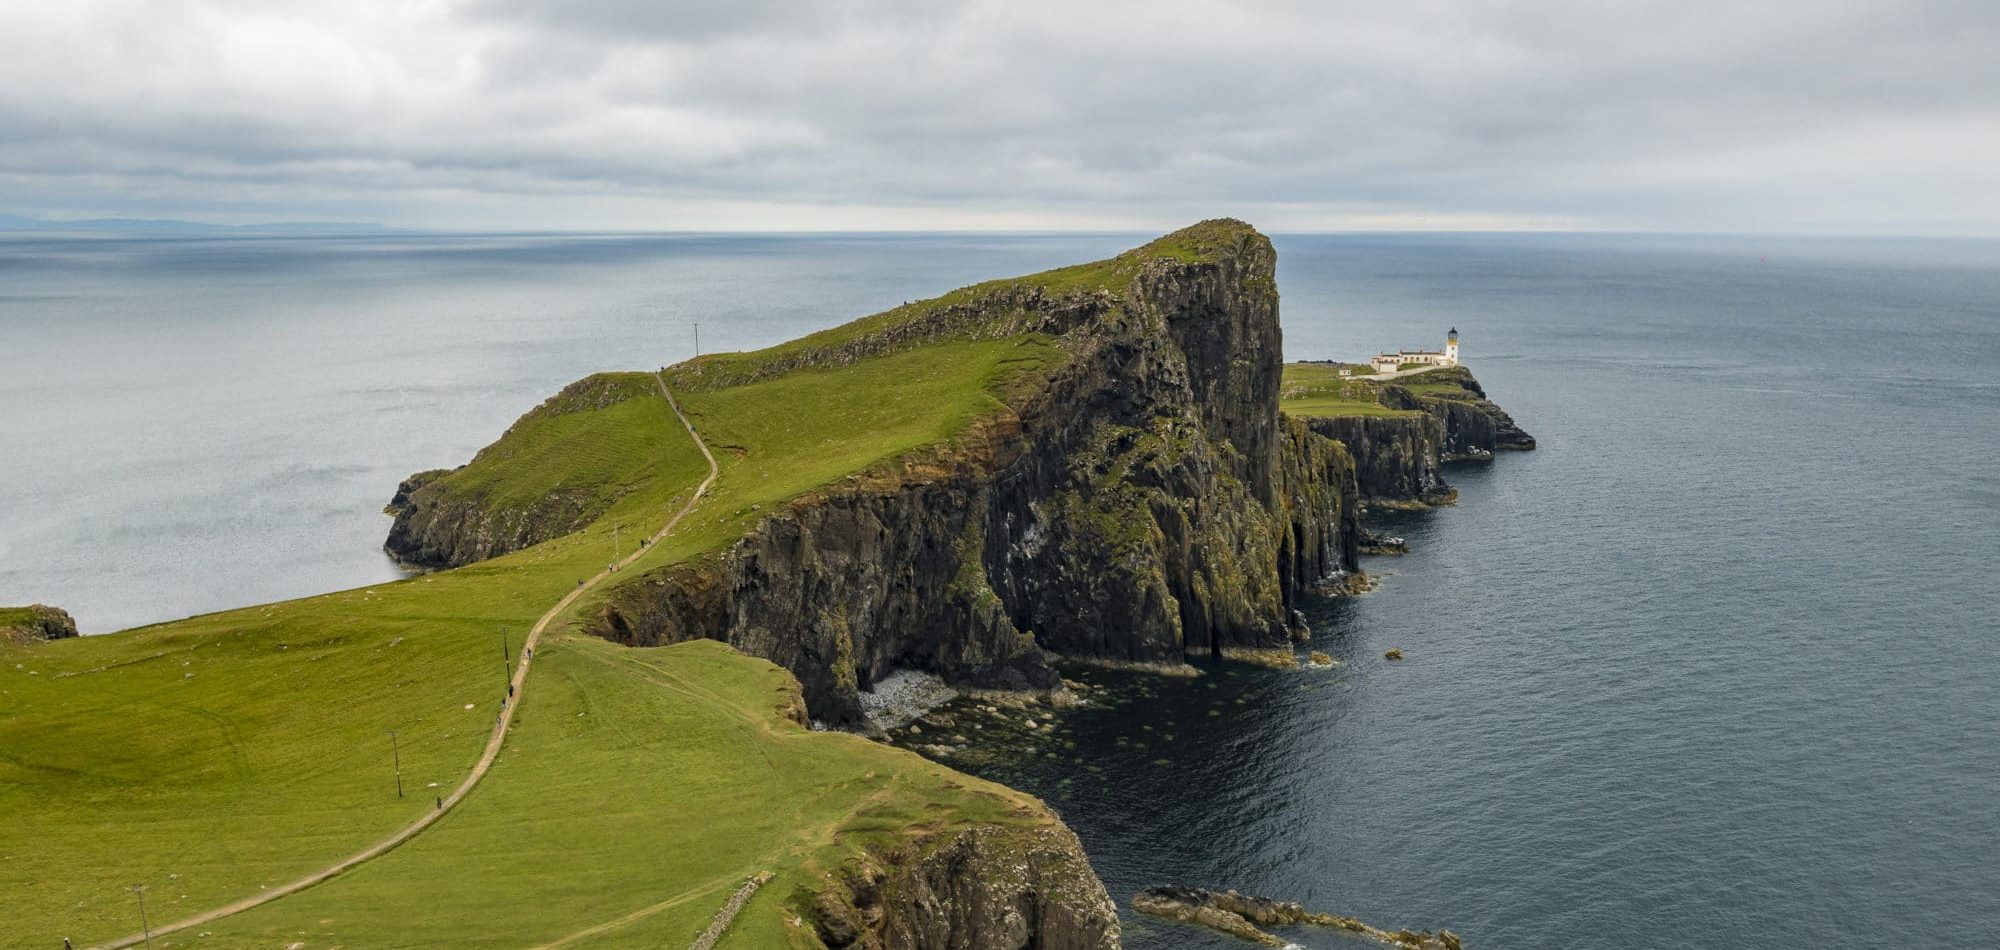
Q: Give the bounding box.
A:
[0,221,1237,947]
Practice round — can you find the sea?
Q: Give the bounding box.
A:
[2,230,1996,948]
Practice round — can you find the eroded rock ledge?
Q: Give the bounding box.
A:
[1133,886,1461,950]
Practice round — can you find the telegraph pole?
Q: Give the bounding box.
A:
[386,730,403,798]
[130,884,152,950]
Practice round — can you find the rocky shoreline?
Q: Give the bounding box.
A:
[1132,886,1461,950]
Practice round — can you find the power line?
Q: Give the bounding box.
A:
[129,884,152,950]
[386,730,403,799]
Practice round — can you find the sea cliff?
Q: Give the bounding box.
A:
[575,221,1362,723]
[1298,413,1452,507]
[1281,362,1534,507]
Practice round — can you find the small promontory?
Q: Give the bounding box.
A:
[384,373,679,569]
[0,604,78,644]
[1282,362,1533,507]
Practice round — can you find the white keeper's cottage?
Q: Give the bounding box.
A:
[1369,328,1460,374]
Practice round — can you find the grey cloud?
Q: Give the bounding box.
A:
[0,0,1995,231]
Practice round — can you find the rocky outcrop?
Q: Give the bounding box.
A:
[0,605,78,644]
[1297,413,1453,507]
[384,375,653,569]
[585,222,1364,723]
[384,470,596,570]
[809,823,1120,950]
[1133,886,1460,950]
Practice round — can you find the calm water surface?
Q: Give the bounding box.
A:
[2,231,1996,947]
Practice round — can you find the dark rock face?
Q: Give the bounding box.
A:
[1379,368,1536,459]
[587,222,1364,723]
[1275,416,1363,600]
[811,824,1121,950]
[0,605,78,644]
[384,468,595,570]
[1298,413,1453,506]
[595,461,1060,725]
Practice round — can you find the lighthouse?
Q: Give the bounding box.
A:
[1445,328,1460,365]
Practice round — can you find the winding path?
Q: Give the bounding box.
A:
[90,373,720,950]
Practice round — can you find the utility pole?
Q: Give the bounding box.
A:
[386,730,403,798]
[693,322,700,358]
[130,884,152,950]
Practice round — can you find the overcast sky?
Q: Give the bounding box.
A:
[3,0,1996,233]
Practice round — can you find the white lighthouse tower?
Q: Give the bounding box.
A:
[1445,327,1460,365]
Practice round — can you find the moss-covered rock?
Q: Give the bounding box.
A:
[808,823,1120,950]
[0,605,78,644]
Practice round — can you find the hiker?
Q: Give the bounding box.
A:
[436,796,442,810]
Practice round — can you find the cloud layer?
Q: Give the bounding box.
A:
[4,0,1996,232]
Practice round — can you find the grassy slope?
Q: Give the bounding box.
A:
[420,374,680,519]
[0,373,703,945]
[1279,362,1421,418]
[598,336,1063,587]
[4,340,1067,948]
[196,637,1044,950]
[3,223,1248,946]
